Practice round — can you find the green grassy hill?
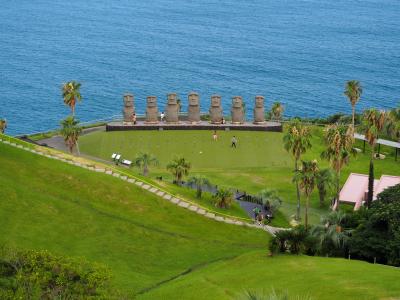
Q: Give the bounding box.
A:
[0,142,267,296]
[1,141,399,299]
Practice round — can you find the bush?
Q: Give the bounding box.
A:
[0,246,116,299]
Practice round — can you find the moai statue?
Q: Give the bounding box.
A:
[209,95,223,124]
[145,96,158,124]
[253,95,265,124]
[166,93,179,123]
[123,94,135,124]
[187,92,200,124]
[231,96,244,124]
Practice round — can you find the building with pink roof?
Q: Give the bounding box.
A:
[339,173,400,210]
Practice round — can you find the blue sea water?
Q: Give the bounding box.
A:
[0,0,399,135]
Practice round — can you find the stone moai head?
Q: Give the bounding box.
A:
[232,96,243,108]
[147,96,157,107]
[255,95,264,108]
[188,92,199,106]
[167,93,178,105]
[124,94,134,107]
[211,95,221,107]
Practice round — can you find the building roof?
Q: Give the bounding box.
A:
[339,173,400,210]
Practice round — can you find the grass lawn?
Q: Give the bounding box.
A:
[0,142,268,297]
[79,128,400,224]
[1,141,399,299]
[138,252,400,300]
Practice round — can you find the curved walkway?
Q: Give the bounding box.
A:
[0,134,284,236]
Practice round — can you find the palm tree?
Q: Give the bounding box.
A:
[213,188,233,208]
[0,119,7,134]
[315,168,336,207]
[283,119,312,220]
[344,80,362,128]
[187,175,211,198]
[363,109,386,208]
[293,160,319,229]
[321,124,355,210]
[166,157,191,184]
[386,105,400,141]
[134,153,159,176]
[62,81,82,116]
[60,116,82,154]
[271,102,284,121]
[310,211,349,255]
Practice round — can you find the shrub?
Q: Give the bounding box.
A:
[0,246,115,299]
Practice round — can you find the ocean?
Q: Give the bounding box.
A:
[0,0,399,135]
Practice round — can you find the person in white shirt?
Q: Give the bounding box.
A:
[160,112,165,122]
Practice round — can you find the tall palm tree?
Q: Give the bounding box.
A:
[0,119,7,134]
[321,124,355,210]
[62,81,82,116]
[283,119,312,220]
[363,109,386,208]
[134,153,159,176]
[60,116,82,154]
[187,175,211,198]
[315,168,336,207]
[271,102,284,121]
[166,157,191,184]
[344,80,362,128]
[213,188,233,208]
[293,160,319,229]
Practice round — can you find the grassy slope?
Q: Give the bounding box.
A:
[79,129,400,224]
[139,252,400,300]
[0,142,268,296]
[1,142,399,299]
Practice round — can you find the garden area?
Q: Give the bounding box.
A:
[78,127,400,226]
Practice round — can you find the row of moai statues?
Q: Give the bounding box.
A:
[123,93,266,124]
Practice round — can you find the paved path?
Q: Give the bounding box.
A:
[1,136,285,236]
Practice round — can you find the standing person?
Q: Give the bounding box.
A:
[132,113,137,125]
[231,135,237,148]
[212,130,218,141]
[0,119,6,134]
[160,112,165,122]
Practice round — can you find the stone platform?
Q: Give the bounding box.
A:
[106,121,282,132]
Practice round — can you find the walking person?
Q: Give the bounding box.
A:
[212,130,218,141]
[231,135,237,148]
[160,111,165,122]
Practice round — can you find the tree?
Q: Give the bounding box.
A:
[60,116,82,154]
[386,105,400,141]
[344,80,362,128]
[271,102,284,121]
[134,153,159,176]
[62,81,82,116]
[315,168,335,207]
[310,211,349,256]
[166,157,191,184]
[188,175,211,198]
[0,246,113,299]
[363,109,386,208]
[321,124,355,210]
[0,119,6,134]
[349,184,400,266]
[293,160,319,229]
[213,188,233,208]
[259,189,282,216]
[283,119,312,220]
